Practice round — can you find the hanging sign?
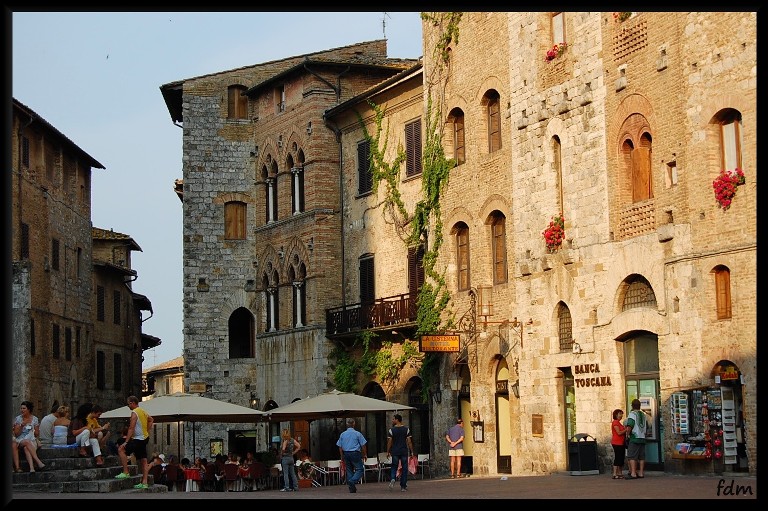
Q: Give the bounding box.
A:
[419,334,460,352]
[720,366,739,380]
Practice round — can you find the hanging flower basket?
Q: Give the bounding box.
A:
[542,213,566,252]
[613,12,632,22]
[544,42,567,62]
[712,168,746,211]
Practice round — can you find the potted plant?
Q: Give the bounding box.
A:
[712,168,746,210]
[544,42,567,62]
[542,213,566,252]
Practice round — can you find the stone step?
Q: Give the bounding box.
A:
[13,446,168,494]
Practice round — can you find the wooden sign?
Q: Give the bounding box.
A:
[419,334,460,352]
[188,382,207,393]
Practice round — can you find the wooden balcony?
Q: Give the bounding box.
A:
[325,293,417,339]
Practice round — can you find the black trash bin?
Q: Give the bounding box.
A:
[568,433,599,475]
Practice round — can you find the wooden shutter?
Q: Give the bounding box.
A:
[454,114,465,165]
[358,140,372,194]
[457,226,470,291]
[96,351,105,390]
[715,269,732,319]
[225,201,246,239]
[406,119,422,176]
[631,147,652,201]
[359,257,375,303]
[113,290,121,325]
[408,245,425,298]
[488,98,501,152]
[492,217,507,284]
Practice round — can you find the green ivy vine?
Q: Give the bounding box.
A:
[332,13,462,402]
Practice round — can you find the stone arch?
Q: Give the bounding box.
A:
[444,205,473,231]
[479,194,510,222]
[219,288,254,329]
[212,191,252,205]
[284,237,311,277]
[257,245,281,287]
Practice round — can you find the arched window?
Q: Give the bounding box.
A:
[489,212,507,284]
[263,266,279,332]
[454,222,470,291]
[713,265,732,319]
[714,109,743,171]
[621,275,657,311]
[228,307,254,358]
[552,135,563,213]
[224,201,246,240]
[557,301,573,352]
[618,114,653,203]
[227,85,248,119]
[291,150,305,214]
[266,159,278,223]
[485,90,502,153]
[288,257,307,328]
[448,107,465,165]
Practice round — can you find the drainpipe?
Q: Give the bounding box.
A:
[17,111,34,260]
[323,115,345,309]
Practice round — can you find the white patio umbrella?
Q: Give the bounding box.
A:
[265,389,415,421]
[101,392,266,455]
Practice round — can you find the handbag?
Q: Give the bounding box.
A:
[408,455,418,475]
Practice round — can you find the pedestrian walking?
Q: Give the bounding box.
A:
[386,413,414,492]
[336,418,368,493]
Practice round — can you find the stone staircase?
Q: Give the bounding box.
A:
[12,446,169,494]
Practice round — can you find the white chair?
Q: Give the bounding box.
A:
[362,457,380,483]
[377,452,392,482]
[325,459,343,485]
[417,453,431,479]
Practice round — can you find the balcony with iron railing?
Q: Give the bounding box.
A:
[325,293,418,339]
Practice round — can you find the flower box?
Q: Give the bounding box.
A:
[544,42,567,62]
[542,214,566,252]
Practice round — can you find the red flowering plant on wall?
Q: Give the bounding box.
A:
[613,12,632,22]
[542,213,566,252]
[544,42,567,62]
[712,168,746,210]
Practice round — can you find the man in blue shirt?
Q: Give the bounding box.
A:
[445,417,465,478]
[336,418,368,493]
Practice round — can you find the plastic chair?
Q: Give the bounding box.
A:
[325,459,343,485]
[377,452,392,482]
[417,453,431,479]
[362,457,379,483]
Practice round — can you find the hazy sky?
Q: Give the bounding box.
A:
[12,11,423,369]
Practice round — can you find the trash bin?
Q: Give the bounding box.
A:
[568,433,599,475]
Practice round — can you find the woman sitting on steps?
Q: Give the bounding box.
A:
[68,403,104,466]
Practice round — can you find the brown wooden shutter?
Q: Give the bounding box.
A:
[457,226,470,291]
[488,99,501,152]
[492,218,507,284]
[716,269,732,319]
[358,140,372,193]
[406,119,422,176]
[454,115,465,165]
[408,245,425,298]
[631,147,652,201]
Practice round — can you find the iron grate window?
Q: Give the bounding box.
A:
[558,303,573,351]
[622,277,657,311]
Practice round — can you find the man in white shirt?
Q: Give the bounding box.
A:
[38,402,60,447]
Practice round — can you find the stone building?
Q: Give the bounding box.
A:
[164,12,755,476]
[11,98,159,419]
[160,40,418,460]
[420,11,755,476]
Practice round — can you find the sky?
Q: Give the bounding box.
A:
[11,11,424,369]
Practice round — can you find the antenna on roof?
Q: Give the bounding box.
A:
[382,12,391,39]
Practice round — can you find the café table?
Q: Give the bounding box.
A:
[184,468,202,492]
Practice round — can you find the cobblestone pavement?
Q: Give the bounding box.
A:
[9,471,757,500]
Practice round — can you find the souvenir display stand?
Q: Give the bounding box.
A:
[669,388,729,474]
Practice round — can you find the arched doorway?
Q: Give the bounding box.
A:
[623,332,662,470]
[494,356,511,473]
[362,382,387,455]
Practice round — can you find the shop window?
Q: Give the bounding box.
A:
[714,265,732,319]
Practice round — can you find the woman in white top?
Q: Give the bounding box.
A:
[11,400,46,473]
[52,405,71,446]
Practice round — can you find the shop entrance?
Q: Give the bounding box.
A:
[494,357,511,473]
[623,333,663,471]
